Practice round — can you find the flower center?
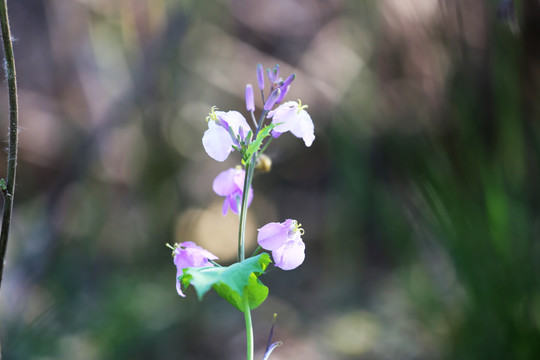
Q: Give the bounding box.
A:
[289,220,305,236]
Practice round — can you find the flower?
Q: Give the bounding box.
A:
[171,241,218,297]
[257,219,305,270]
[213,167,253,215]
[267,101,314,147]
[202,109,251,162]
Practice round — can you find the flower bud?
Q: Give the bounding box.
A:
[264,88,281,110]
[256,63,265,90]
[245,84,255,112]
[281,73,295,88]
[276,85,290,104]
[267,64,279,83]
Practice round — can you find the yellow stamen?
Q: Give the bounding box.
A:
[293,221,305,235]
[206,106,219,122]
[297,100,308,114]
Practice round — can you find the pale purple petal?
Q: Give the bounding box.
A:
[213,168,239,196]
[257,221,291,251]
[268,102,314,147]
[271,130,282,139]
[213,168,253,216]
[216,111,250,140]
[202,121,233,162]
[288,109,315,147]
[268,101,297,133]
[232,168,246,189]
[222,198,230,216]
[272,237,305,270]
[228,190,242,214]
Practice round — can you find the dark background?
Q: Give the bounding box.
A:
[0,0,539,359]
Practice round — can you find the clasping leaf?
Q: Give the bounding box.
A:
[179,253,271,311]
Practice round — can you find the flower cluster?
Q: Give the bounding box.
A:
[172,63,313,299]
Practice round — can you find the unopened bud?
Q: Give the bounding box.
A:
[281,73,295,88]
[264,88,281,110]
[267,64,280,83]
[245,84,255,112]
[256,63,265,90]
[276,85,290,104]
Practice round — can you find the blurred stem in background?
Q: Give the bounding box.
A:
[0,0,19,292]
[0,0,18,358]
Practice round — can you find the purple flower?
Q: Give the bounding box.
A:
[245,84,255,112]
[213,167,254,215]
[267,101,315,147]
[257,219,305,270]
[172,241,218,297]
[202,109,251,162]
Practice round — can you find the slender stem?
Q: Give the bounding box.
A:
[251,245,262,257]
[250,111,258,129]
[256,110,268,135]
[237,162,255,262]
[243,295,254,360]
[0,0,19,294]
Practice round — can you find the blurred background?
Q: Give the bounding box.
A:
[0,0,539,359]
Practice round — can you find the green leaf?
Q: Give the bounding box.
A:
[244,124,276,163]
[180,253,271,311]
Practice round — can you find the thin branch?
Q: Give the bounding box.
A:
[0,0,19,293]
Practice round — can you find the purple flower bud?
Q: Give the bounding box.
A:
[267,64,280,83]
[256,63,265,90]
[245,84,255,112]
[263,88,281,111]
[276,85,290,104]
[281,73,295,88]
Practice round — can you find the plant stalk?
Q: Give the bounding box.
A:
[243,295,254,360]
[238,158,256,360]
[237,162,255,262]
[0,0,19,294]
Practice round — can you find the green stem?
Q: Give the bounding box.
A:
[243,295,254,360]
[0,0,19,294]
[237,162,255,262]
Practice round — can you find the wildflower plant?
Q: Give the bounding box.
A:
[168,64,314,360]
